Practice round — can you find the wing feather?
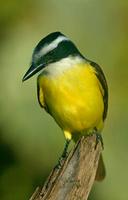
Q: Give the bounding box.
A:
[90,61,108,121]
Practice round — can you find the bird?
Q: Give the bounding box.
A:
[22,32,108,181]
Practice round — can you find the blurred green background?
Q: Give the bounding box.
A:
[0,0,128,200]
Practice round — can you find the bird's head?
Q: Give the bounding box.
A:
[22,32,83,81]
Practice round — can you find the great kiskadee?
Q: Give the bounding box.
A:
[22,32,108,181]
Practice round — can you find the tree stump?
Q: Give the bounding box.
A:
[29,135,102,200]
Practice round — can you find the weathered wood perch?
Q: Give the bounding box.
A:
[29,135,102,200]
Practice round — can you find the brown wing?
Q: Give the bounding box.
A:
[90,61,108,121]
[37,78,50,113]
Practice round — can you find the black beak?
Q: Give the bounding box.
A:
[22,63,45,82]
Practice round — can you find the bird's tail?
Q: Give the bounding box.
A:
[95,153,106,181]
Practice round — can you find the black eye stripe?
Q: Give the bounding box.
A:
[32,33,84,67]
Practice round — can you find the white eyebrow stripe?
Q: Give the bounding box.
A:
[39,36,69,56]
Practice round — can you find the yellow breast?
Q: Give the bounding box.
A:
[38,63,104,134]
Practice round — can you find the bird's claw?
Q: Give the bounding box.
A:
[95,132,104,149]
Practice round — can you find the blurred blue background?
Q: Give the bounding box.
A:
[0,0,128,199]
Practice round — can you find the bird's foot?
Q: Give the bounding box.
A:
[55,139,70,169]
[95,132,104,149]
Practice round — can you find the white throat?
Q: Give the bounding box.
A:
[42,56,85,76]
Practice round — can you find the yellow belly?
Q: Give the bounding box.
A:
[38,63,104,135]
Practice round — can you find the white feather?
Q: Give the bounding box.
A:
[42,56,85,76]
[39,36,69,57]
